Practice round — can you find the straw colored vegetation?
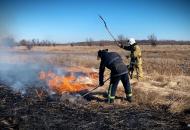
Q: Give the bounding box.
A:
[8,45,190,113]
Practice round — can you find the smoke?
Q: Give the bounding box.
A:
[0,45,63,93]
[0,63,40,89]
[0,40,95,95]
[0,62,54,93]
[0,36,16,47]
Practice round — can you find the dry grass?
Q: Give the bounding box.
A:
[2,44,190,113]
[11,45,190,76]
[18,44,189,76]
[131,79,190,113]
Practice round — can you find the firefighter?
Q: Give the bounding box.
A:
[97,49,132,103]
[119,38,143,80]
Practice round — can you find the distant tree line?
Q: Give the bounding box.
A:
[18,39,56,50]
[1,36,188,49]
[70,39,190,46]
[19,39,56,46]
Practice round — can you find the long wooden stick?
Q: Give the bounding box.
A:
[99,15,120,47]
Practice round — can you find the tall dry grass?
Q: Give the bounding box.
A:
[8,45,190,113]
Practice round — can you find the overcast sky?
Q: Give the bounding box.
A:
[0,0,190,43]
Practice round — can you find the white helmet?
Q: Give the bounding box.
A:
[128,38,136,45]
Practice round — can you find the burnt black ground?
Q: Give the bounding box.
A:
[0,85,189,130]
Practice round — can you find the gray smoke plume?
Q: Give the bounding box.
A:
[0,36,16,47]
[0,63,43,90]
[0,38,90,97]
[0,40,62,93]
[0,60,58,93]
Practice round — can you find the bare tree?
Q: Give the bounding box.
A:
[19,39,27,46]
[86,38,93,46]
[148,33,158,46]
[32,39,36,46]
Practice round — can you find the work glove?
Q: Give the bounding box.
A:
[99,81,104,87]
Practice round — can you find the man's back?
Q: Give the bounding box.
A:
[99,51,128,76]
[101,52,122,65]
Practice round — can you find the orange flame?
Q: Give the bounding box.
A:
[39,70,98,94]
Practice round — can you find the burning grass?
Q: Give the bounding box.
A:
[39,67,98,94]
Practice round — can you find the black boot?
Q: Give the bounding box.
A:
[107,98,114,103]
[126,96,132,103]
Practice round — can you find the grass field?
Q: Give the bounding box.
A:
[0,44,190,129]
[11,45,190,75]
[8,45,190,111]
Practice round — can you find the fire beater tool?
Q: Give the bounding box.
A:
[82,77,110,97]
